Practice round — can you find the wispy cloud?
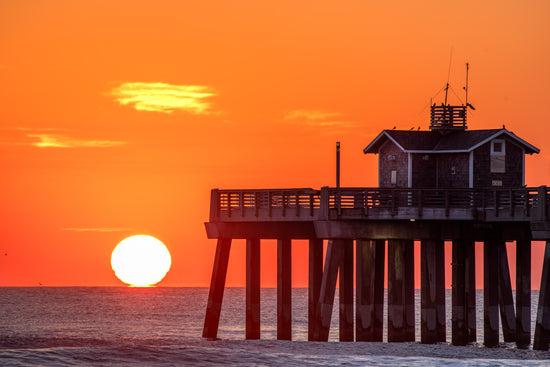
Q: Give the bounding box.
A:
[284,110,341,121]
[0,128,127,148]
[109,82,216,114]
[284,109,361,134]
[62,227,132,233]
[27,134,126,148]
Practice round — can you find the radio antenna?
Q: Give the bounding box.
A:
[465,62,470,106]
[444,48,453,105]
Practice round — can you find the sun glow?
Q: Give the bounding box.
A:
[111,235,171,287]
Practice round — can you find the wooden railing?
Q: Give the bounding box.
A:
[430,104,467,130]
[209,186,549,222]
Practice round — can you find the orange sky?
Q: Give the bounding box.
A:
[0,0,549,288]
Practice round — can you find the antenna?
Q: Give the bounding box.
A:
[444,48,453,105]
[465,62,469,106]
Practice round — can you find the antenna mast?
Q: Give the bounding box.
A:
[465,62,470,106]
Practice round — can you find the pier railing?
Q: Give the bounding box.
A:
[210,186,549,223]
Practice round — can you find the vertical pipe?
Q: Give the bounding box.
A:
[203,238,232,339]
[452,239,467,346]
[421,239,437,344]
[308,239,323,341]
[465,240,476,342]
[534,240,550,350]
[484,240,500,347]
[246,238,261,340]
[315,240,341,341]
[388,240,405,342]
[277,239,292,340]
[336,142,341,188]
[339,239,354,341]
[516,240,531,348]
[498,242,516,342]
[404,240,415,342]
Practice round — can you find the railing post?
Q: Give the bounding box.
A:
[209,189,219,222]
[534,186,548,220]
[319,187,329,220]
[227,192,232,218]
[241,191,245,217]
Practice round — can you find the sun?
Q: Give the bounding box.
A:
[111,235,171,287]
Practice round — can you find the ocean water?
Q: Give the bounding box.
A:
[0,287,549,366]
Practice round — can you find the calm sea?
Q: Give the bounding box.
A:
[0,287,549,366]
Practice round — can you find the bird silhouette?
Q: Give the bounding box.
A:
[392,126,396,130]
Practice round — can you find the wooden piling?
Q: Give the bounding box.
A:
[516,240,531,348]
[356,239,385,342]
[484,240,500,347]
[404,240,415,342]
[452,239,467,346]
[314,240,341,341]
[388,239,410,342]
[203,238,232,339]
[497,242,516,342]
[421,239,445,344]
[277,239,292,340]
[435,239,446,342]
[339,239,354,341]
[308,239,323,341]
[246,238,261,340]
[465,240,476,343]
[534,241,550,351]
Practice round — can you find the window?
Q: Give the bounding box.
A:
[490,139,505,173]
[390,170,397,185]
[491,139,505,155]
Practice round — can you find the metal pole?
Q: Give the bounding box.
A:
[336,142,341,188]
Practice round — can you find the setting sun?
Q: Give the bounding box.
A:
[111,235,171,287]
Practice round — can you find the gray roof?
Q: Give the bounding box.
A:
[363,128,540,155]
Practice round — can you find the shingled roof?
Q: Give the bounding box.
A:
[363,128,540,155]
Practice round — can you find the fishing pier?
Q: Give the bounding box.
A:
[202,100,550,349]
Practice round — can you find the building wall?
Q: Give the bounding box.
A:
[378,141,408,187]
[411,153,437,188]
[473,140,523,188]
[436,153,470,188]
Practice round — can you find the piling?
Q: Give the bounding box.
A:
[246,238,261,340]
[277,239,292,340]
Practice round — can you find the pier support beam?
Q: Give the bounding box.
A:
[203,238,232,339]
[277,239,292,340]
[465,240,476,343]
[516,240,531,348]
[339,239,354,341]
[452,239,467,346]
[388,239,415,342]
[314,240,341,341]
[356,239,385,342]
[534,241,550,351]
[452,239,476,345]
[484,240,500,347]
[308,239,323,341]
[421,239,446,344]
[246,238,261,340]
[498,242,516,343]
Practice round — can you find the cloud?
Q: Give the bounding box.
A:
[27,134,126,148]
[62,227,131,233]
[284,109,362,134]
[110,82,216,114]
[284,110,341,121]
